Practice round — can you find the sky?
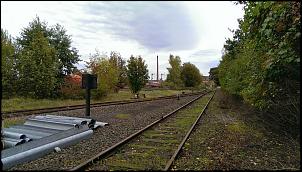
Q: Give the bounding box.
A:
[1,1,244,79]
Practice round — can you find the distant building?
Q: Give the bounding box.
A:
[145,80,162,88]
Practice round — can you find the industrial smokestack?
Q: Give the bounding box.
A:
[157,55,159,81]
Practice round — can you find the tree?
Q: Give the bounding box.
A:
[218,1,300,109]
[109,51,127,90]
[85,50,105,74]
[17,16,49,48]
[17,16,80,96]
[18,17,80,77]
[209,67,220,86]
[86,51,119,97]
[181,62,202,88]
[166,54,183,88]
[49,24,80,76]
[16,18,58,98]
[48,23,80,97]
[126,55,149,95]
[1,29,16,98]
[217,1,300,138]
[97,58,119,97]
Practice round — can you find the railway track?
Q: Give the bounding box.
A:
[2,92,203,118]
[70,90,216,171]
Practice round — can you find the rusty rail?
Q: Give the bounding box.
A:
[2,92,204,118]
[69,90,214,171]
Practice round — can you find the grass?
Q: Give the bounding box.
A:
[2,89,192,112]
[2,97,86,112]
[2,117,26,128]
[114,114,131,119]
[226,122,249,134]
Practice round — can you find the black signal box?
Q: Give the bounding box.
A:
[82,74,97,89]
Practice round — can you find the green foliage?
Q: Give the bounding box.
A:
[46,22,80,97]
[218,1,300,113]
[166,54,184,88]
[209,67,220,86]
[1,29,17,98]
[49,24,80,76]
[126,55,149,94]
[16,19,58,98]
[166,55,203,89]
[2,16,80,99]
[18,17,80,77]
[181,62,202,88]
[97,58,119,97]
[87,51,119,98]
[109,51,127,89]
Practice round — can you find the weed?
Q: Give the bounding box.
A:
[227,122,249,134]
[2,117,25,128]
[114,114,131,119]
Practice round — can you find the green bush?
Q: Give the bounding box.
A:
[218,1,300,111]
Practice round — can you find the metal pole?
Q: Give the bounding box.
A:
[85,88,91,117]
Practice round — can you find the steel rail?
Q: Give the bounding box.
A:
[164,90,216,171]
[69,91,211,171]
[2,92,203,118]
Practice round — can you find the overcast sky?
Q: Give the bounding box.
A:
[1,1,244,78]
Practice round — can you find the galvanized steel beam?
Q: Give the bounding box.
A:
[3,138,26,149]
[3,131,26,140]
[3,128,55,138]
[10,124,64,132]
[2,129,93,170]
[2,125,90,158]
[24,119,78,130]
[44,115,108,128]
[34,115,89,125]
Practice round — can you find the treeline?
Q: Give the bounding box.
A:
[218,2,300,135]
[164,54,203,89]
[2,16,205,100]
[86,52,204,97]
[2,16,80,98]
[1,16,150,99]
[86,51,149,97]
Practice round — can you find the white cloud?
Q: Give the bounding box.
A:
[1,1,244,77]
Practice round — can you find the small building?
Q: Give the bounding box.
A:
[145,80,161,88]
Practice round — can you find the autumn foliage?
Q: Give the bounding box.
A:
[60,74,84,99]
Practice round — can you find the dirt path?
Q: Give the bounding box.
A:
[173,88,300,170]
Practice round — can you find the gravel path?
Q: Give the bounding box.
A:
[9,94,200,170]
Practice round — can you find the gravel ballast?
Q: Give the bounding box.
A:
[9,94,200,170]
